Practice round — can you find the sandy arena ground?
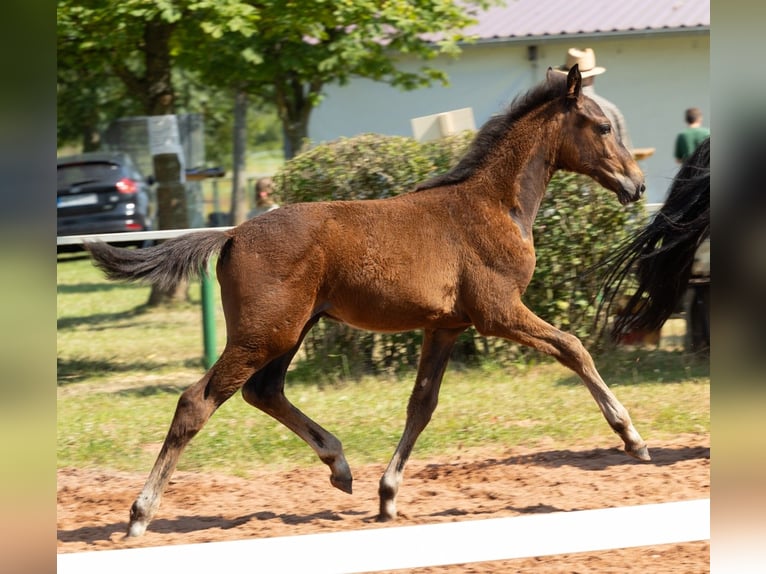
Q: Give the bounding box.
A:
[58,433,709,572]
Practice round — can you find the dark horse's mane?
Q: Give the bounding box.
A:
[599,137,710,339]
[415,73,568,191]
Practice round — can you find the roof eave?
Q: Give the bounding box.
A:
[465,26,710,46]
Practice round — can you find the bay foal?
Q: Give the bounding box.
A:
[87,65,649,537]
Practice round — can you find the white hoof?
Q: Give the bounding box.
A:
[127,520,148,538]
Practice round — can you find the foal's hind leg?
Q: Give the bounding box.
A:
[241,332,353,493]
[127,345,257,537]
[484,303,649,461]
[378,328,464,521]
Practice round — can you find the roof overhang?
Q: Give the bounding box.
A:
[464,26,710,47]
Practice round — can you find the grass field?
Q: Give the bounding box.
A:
[57,256,710,476]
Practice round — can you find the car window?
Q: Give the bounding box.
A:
[57,162,121,187]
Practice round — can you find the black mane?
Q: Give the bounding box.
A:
[415,73,568,191]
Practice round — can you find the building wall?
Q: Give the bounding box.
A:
[309,33,710,204]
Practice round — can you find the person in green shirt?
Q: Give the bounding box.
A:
[675,107,710,163]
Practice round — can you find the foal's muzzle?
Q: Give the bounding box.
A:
[616,176,645,205]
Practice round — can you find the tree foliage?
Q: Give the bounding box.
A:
[241,0,489,156]
[58,0,263,304]
[57,0,260,120]
[58,0,493,156]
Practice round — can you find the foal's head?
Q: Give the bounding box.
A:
[553,65,645,205]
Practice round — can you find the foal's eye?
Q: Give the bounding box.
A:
[599,123,612,135]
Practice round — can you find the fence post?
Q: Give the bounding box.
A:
[201,263,217,369]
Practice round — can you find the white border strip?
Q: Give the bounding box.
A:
[56,227,234,246]
[58,499,709,573]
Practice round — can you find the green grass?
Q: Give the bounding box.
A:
[57,257,710,476]
[57,255,228,384]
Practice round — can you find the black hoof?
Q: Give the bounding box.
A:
[330,475,353,494]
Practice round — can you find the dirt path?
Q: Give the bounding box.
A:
[58,434,709,572]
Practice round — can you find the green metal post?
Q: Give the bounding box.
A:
[201,264,217,369]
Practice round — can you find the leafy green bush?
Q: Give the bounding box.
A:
[276,131,476,204]
[273,132,643,376]
[278,134,426,202]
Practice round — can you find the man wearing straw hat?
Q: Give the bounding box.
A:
[555,48,633,151]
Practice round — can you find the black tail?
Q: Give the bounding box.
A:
[85,230,231,290]
[599,137,710,339]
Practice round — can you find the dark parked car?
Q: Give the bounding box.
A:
[57,151,156,250]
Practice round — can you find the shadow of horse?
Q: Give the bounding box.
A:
[480,444,708,472]
[57,522,128,544]
[57,508,372,545]
[414,444,709,480]
[428,502,568,518]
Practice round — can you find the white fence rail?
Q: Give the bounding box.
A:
[56,227,233,246]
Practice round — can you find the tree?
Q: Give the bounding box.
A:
[58,0,260,302]
[60,1,186,303]
[59,0,494,251]
[57,4,141,151]
[191,1,492,161]
[179,0,492,225]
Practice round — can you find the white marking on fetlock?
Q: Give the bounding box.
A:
[127,520,148,537]
[379,498,397,521]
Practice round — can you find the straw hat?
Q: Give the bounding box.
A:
[555,48,606,78]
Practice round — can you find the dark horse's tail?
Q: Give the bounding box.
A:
[598,137,710,339]
[85,230,231,290]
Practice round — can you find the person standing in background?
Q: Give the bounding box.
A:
[674,107,710,163]
[247,177,279,218]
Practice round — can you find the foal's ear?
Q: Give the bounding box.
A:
[566,64,582,102]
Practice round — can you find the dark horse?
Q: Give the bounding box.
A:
[87,66,649,537]
[599,137,710,349]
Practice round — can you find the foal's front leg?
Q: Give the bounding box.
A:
[486,303,649,460]
[378,328,464,521]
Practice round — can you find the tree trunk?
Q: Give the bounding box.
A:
[81,124,101,152]
[144,19,175,116]
[275,73,321,159]
[142,18,189,306]
[230,90,249,225]
[281,111,310,160]
[147,153,189,306]
[80,84,103,152]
